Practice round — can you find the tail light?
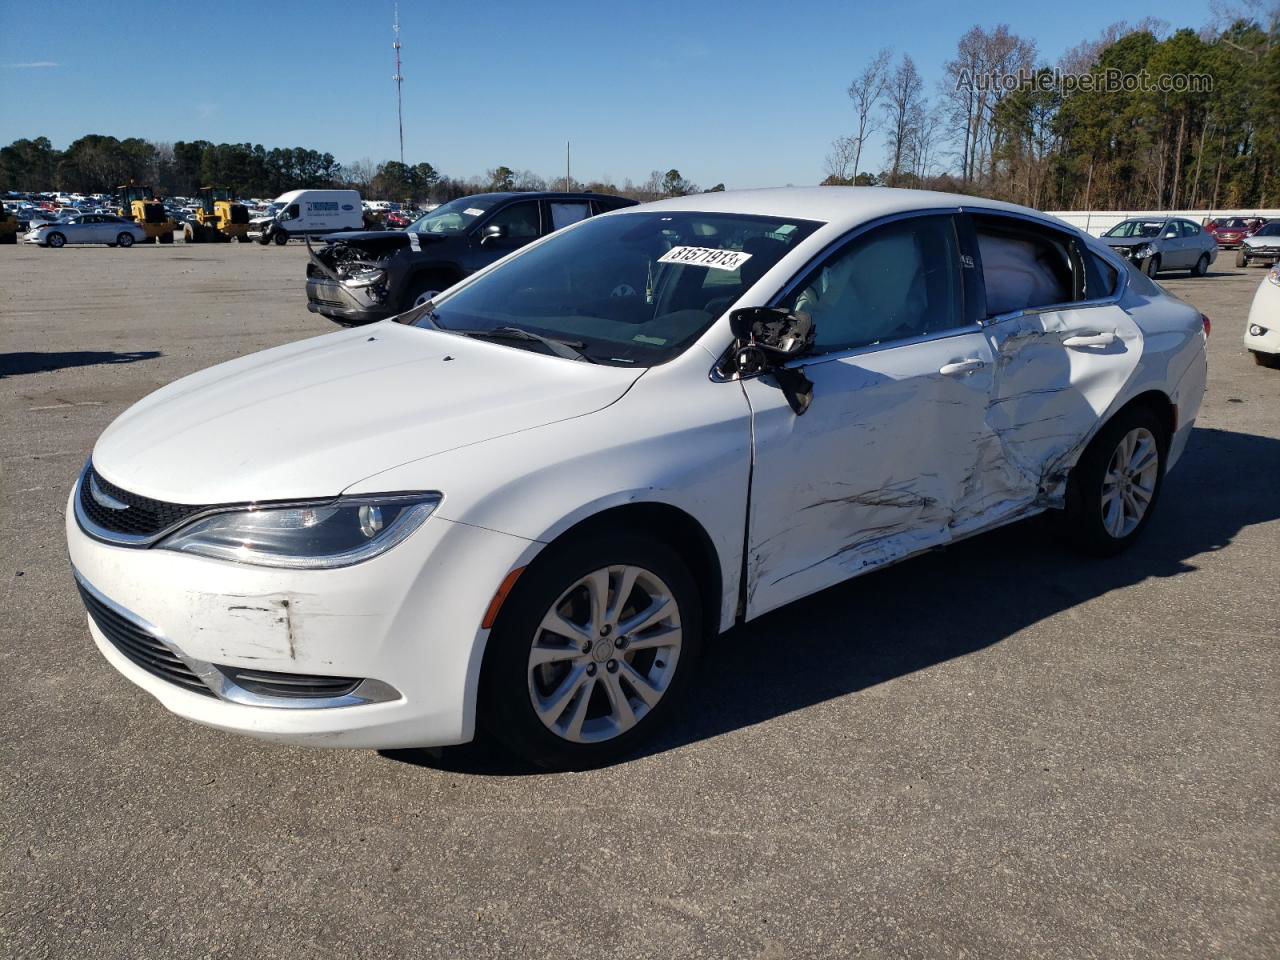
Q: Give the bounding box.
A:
[1201,313,1211,337]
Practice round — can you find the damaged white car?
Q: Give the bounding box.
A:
[67,188,1209,769]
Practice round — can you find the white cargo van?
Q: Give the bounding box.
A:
[251,189,364,245]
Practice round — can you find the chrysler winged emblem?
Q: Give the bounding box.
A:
[90,475,129,511]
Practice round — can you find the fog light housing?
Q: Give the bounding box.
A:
[1250,324,1266,337]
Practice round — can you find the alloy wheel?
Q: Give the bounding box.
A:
[1100,427,1159,538]
[527,564,682,744]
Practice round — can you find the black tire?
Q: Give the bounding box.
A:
[273,230,289,246]
[481,531,704,771]
[256,234,270,246]
[116,232,134,248]
[1144,255,1161,278]
[1060,405,1168,556]
[46,231,65,248]
[1236,250,1248,268]
[402,272,453,311]
[1191,253,1209,276]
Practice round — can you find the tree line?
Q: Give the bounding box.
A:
[0,133,718,205]
[825,9,1279,209]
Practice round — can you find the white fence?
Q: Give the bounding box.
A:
[1047,209,1280,236]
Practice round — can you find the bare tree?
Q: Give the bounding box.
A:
[824,135,859,183]
[846,48,892,180]
[883,54,925,185]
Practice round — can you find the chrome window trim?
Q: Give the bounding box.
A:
[73,567,401,709]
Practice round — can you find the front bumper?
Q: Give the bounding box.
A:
[1245,277,1280,356]
[1242,246,1280,264]
[66,482,540,749]
[1245,320,1280,355]
[305,276,393,325]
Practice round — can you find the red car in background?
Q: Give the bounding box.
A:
[1206,217,1263,248]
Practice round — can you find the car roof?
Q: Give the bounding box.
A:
[467,191,633,203]
[627,186,1072,231]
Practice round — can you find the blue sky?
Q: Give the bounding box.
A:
[1,0,1216,188]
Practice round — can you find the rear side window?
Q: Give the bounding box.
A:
[974,217,1074,316]
[1083,251,1119,300]
[549,201,590,230]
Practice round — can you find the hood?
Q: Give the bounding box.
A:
[92,323,643,504]
[1244,234,1277,247]
[1102,236,1155,248]
[321,230,447,250]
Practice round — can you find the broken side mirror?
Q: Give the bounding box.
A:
[479,223,507,246]
[726,306,816,415]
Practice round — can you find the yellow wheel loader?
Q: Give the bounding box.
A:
[115,183,176,244]
[184,186,251,243]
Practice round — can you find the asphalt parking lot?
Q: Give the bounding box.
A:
[1,243,1276,959]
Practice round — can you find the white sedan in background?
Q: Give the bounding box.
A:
[25,213,146,248]
[67,187,1209,769]
[1245,264,1280,367]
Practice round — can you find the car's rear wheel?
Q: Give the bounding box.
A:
[1191,253,1209,276]
[117,232,134,248]
[482,532,703,770]
[1144,255,1161,278]
[1061,406,1167,555]
[46,232,65,248]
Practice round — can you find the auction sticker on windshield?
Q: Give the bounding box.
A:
[658,246,753,271]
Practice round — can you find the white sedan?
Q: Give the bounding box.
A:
[1245,264,1280,367]
[67,188,1209,769]
[26,213,146,248]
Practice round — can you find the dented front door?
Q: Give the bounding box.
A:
[980,304,1144,507]
[741,331,997,618]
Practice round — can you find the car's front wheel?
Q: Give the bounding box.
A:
[273,230,289,246]
[1144,255,1161,278]
[1062,406,1167,555]
[46,231,65,248]
[482,532,703,770]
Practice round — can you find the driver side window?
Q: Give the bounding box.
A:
[487,201,540,239]
[780,215,964,352]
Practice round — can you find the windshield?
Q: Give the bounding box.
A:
[407,195,504,235]
[1218,218,1248,229]
[413,210,821,366]
[1105,220,1166,238]
[1254,222,1280,237]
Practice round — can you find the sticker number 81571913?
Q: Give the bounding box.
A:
[657,245,753,271]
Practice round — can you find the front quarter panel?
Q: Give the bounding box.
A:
[344,351,753,634]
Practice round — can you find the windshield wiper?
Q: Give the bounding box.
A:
[453,325,595,363]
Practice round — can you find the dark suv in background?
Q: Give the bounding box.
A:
[305,191,637,326]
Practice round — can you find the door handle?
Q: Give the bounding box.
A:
[1062,331,1116,348]
[938,358,986,376]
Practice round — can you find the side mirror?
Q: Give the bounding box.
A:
[726,306,816,415]
[479,223,506,246]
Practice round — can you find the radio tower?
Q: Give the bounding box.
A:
[392,1,404,167]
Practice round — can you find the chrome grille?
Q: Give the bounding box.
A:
[78,463,208,540]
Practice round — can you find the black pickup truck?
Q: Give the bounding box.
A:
[305,191,636,326]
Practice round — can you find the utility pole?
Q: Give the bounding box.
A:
[393,2,404,168]
[566,141,571,191]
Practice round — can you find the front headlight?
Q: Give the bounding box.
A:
[1135,244,1153,259]
[158,493,441,569]
[340,267,387,288]
[1268,265,1280,287]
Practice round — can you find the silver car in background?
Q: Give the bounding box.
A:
[1101,217,1218,278]
[24,214,147,248]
